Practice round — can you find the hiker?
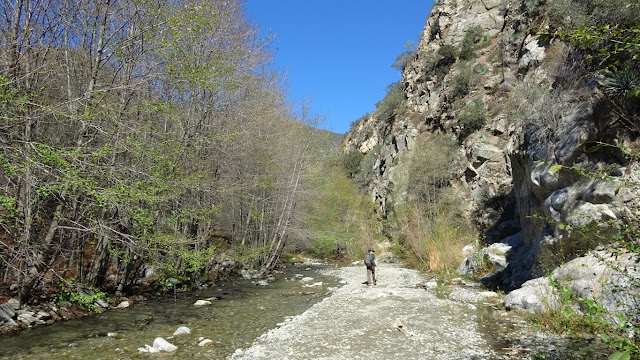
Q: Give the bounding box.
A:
[364,248,377,285]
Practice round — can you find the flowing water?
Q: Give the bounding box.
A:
[0,263,340,360]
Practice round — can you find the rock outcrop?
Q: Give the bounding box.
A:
[343,0,639,320]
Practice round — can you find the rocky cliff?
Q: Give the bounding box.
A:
[343,0,639,320]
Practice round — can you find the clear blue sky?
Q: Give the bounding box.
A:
[244,1,434,134]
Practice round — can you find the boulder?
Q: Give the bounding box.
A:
[173,326,191,336]
[152,337,177,352]
[504,277,560,313]
[255,280,268,286]
[240,270,251,280]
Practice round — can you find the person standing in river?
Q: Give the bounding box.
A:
[364,248,377,285]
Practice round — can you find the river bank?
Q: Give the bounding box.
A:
[231,263,608,360]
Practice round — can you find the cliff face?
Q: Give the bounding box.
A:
[344,0,639,317]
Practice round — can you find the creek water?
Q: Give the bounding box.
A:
[0,263,340,360]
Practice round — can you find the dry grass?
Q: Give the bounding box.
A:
[396,199,476,272]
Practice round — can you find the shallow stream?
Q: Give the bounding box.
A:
[0,263,340,360]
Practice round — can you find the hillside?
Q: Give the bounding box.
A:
[342,0,639,335]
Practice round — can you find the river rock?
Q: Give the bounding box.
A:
[35,311,51,320]
[116,301,130,309]
[152,337,177,352]
[7,298,20,310]
[173,326,191,335]
[199,339,213,347]
[194,299,212,306]
[94,298,109,309]
[17,312,38,326]
[141,344,160,353]
[302,282,323,288]
[0,303,16,323]
[256,280,268,286]
[241,269,252,280]
[300,277,314,282]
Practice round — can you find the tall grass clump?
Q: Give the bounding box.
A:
[393,134,474,271]
[395,195,475,272]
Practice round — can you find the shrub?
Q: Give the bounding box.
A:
[603,69,640,100]
[458,99,487,137]
[375,82,405,121]
[421,49,439,77]
[392,41,418,72]
[430,17,441,39]
[450,63,473,99]
[459,26,484,60]
[57,279,108,312]
[435,44,459,79]
[340,150,364,178]
[474,63,489,75]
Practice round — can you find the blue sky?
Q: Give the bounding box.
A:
[244,1,434,134]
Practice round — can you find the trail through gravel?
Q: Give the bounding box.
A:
[230,263,602,360]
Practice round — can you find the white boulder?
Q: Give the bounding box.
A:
[152,337,177,352]
[194,300,212,306]
[173,326,191,335]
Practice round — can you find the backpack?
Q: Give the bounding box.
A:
[364,253,374,269]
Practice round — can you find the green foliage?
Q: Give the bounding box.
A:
[561,24,640,73]
[459,26,484,60]
[375,82,406,121]
[340,150,365,178]
[458,99,487,137]
[474,63,489,75]
[538,277,640,359]
[301,162,382,259]
[57,279,108,312]
[449,63,473,99]
[603,69,640,99]
[430,17,441,39]
[435,44,459,79]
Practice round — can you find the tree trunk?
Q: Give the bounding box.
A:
[19,203,63,305]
